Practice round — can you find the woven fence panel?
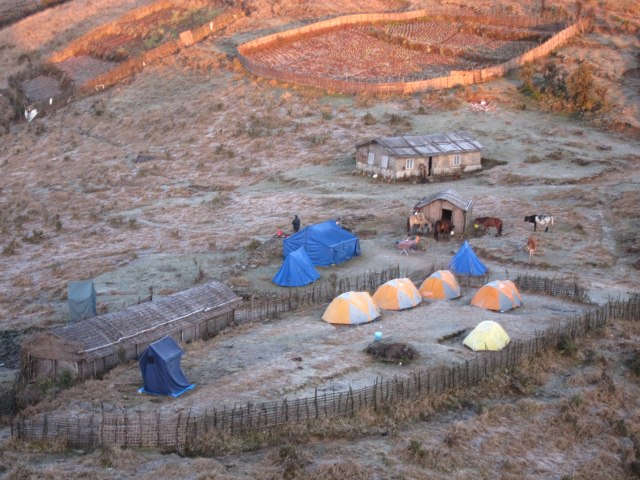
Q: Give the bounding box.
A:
[12,282,637,448]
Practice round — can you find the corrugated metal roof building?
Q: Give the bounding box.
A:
[21,282,242,381]
[355,131,483,180]
[413,189,475,235]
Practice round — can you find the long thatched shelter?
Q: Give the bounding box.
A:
[21,282,242,381]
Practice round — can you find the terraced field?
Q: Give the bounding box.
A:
[243,18,555,82]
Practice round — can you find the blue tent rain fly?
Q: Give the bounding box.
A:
[138,336,195,397]
[273,247,321,287]
[449,240,488,276]
[68,280,97,322]
[283,220,360,267]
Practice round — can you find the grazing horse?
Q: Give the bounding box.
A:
[524,214,554,232]
[526,236,538,257]
[407,212,432,235]
[474,217,503,236]
[434,219,454,241]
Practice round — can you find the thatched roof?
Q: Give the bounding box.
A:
[24,282,241,361]
[356,131,483,157]
[414,189,474,211]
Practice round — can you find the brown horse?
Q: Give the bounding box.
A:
[474,217,503,236]
[526,236,537,257]
[434,219,454,241]
[407,212,432,235]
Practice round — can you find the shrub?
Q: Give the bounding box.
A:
[558,334,579,357]
[22,230,46,244]
[2,239,18,255]
[362,112,377,125]
[245,239,261,251]
[566,62,607,113]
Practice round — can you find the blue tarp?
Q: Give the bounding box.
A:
[138,336,195,397]
[449,240,488,276]
[273,247,321,287]
[68,280,97,323]
[283,220,360,267]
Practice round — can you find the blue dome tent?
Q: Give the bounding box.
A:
[449,240,487,276]
[138,336,195,397]
[272,247,321,287]
[283,220,360,267]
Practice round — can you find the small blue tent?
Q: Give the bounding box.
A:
[68,280,97,323]
[449,240,488,276]
[138,336,195,397]
[283,220,360,267]
[273,247,321,287]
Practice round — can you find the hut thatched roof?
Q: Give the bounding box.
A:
[413,189,474,211]
[24,282,241,361]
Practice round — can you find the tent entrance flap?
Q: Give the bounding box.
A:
[138,336,195,397]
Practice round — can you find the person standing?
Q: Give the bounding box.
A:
[292,214,300,233]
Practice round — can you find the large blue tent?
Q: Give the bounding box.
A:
[272,247,321,287]
[138,336,195,397]
[283,220,360,267]
[449,240,488,276]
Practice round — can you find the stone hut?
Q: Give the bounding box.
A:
[21,281,242,381]
[413,189,474,235]
[355,131,483,181]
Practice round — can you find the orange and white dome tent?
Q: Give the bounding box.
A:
[322,291,380,325]
[372,278,422,311]
[419,270,461,301]
[470,280,522,312]
[463,320,511,351]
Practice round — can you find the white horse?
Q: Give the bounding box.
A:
[524,214,554,232]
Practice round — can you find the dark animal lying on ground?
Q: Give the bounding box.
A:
[524,214,554,232]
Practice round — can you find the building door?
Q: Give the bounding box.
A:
[428,157,433,176]
[442,209,453,222]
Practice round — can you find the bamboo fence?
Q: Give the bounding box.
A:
[11,276,639,449]
[237,9,590,95]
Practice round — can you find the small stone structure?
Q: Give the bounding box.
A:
[355,131,483,181]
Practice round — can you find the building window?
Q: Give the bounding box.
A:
[381,155,389,168]
[367,152,375,165]
[406,158,414,170]
[453,155,461,166]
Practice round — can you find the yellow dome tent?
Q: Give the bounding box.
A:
[419,270,461,301]
[463,320,510,351]
[372,278,422,311]
[322,291,380,325]
[470,280,522,312]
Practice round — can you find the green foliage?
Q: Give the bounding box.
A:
[21,229,46,244]
[558,334,579,357]
[2,239,18,255]
[566,63,607,112]
[245,239,261,251]
[56,370,74,390]
[362,112,377,125]
[519,61,607,115]
[117,346,127,363]
[627,351,640,377]
[143,30,166,51]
